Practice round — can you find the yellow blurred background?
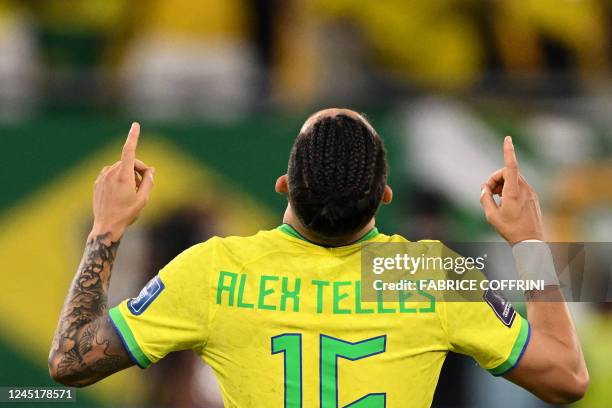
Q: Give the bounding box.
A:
[0,1,611,407]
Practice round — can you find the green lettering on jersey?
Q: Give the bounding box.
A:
[312,280,330,314]
[217,272,435,315]
[237,273,254,309]
[376,290,396,314]
[418,286,436,313]
[354,281,375,314]
[398,290,417,313]
[333,281,352,314]
[216,271,237,306]
[258,275,279,310]
[280,277,301,312]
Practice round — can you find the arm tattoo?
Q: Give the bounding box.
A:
[49,233,134,386]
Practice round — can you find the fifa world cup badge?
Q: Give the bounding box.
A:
[128,275,165,315]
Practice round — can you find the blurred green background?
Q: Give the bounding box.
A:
[1,1,612,407]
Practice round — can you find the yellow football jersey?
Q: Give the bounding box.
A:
[109,225,530,408]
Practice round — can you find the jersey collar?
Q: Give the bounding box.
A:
[277,223,379,247]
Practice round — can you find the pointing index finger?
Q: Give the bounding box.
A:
[503,136,519,169]
[502,136,519,195]
[120,122,140,172]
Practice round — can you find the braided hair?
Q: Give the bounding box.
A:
[287,113,388,238]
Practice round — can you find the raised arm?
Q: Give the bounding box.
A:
[49,123,155,387]
[479,137,588,404]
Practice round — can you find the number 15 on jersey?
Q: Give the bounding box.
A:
[272,333,387,408]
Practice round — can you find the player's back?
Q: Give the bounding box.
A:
[110,225,530,408]
[207,225,448,408]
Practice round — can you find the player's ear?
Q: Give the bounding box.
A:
[276,174,288,195]
[382,185,393,205]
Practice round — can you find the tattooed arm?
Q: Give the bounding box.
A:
[49,123,155,386]
[48,232,132,386]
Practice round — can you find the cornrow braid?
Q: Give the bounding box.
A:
[288,113,388,238]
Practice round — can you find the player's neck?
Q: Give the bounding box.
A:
[282,206,375,246]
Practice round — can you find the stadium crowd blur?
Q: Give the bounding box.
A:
[1,1,612,407]
[1,0,610,115]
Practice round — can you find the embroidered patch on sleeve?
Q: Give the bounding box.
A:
[128,275,165,315]
[483,288,516,327]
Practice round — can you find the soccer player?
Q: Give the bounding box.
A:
[49,110,588,407]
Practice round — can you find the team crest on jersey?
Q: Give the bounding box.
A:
[128,275,165,315]
[483,289,516,327]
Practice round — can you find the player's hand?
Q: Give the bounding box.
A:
[479,136,544,244]
[91,123,154,239]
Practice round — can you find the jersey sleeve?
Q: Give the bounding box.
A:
[443,291,531,376]
[108,238,217,368]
